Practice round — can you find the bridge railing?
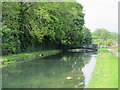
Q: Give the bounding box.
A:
[70,44,98,50]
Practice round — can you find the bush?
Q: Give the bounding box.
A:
[2,23,21,55]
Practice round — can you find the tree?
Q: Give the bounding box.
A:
[2,22,21,55]
[106,39,113,46]
[92,28,118,46]
[2,2,92,55]
[81,26,92,44]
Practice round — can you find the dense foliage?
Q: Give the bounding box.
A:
[2,23,21,55]
[81,26,92,44]
[92,28,118,46]
[2,2,92,55]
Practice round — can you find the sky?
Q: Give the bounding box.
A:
[76,0,119,33]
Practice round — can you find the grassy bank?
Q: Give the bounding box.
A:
[118,57,120,90]
[0,50,61,64]
[88,48,118,88]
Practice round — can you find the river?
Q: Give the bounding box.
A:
[2,51,97,88]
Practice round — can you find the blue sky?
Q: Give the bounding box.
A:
[76,0,118,33]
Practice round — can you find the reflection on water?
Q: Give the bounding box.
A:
[2,51,97,88]
[82,55,97,87]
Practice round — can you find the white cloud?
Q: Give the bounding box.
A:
[76,0,119,33]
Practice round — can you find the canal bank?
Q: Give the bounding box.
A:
[88,48,118,88]
[0,50,61,65]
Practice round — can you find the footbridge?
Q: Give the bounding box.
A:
[68,44,98,51]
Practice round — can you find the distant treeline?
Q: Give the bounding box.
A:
[92,29,118,46]
[2,2,92,55]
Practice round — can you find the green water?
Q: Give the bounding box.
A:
[2,51,97,88]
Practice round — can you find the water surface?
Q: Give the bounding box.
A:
[2,51,97,88]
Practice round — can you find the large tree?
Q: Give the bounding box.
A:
[2,2,92,55]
